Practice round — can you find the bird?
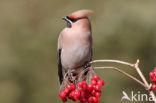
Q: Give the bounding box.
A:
[57,10,93,84]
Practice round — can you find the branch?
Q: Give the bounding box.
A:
[90,59,134,67]
[90,59,156,103]
[93,66,147,89]
[134,59,156,102]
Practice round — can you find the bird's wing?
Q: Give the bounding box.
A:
[91,47,93,61]
[90,34,93,61]
[57,49,63,84]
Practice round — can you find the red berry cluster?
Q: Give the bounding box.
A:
[59,74,105,103]
[149,67,156,90]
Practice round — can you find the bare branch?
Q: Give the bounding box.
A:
[90,59,156,103]
[134,59,156,102]
[90,59,134,67]
[93,66,147,89]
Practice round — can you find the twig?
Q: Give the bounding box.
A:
[134,59,156,103]
[93,66,147,89]
[90,59,156,103]
[90,59,134,67]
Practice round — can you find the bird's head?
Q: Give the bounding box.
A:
[62,10,93,28]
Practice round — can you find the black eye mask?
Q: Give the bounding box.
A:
[62,16,81,28]
[67,17,80,28]
[67,17,80,23]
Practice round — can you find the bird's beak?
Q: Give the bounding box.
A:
[62,16,72,28]
[62,16,68,21]
[62,16,72,23]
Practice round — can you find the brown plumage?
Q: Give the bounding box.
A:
[57,10,93,84]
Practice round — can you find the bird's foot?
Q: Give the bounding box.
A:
[67,69,77,83]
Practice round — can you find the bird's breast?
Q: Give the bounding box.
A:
[61,42,91,70]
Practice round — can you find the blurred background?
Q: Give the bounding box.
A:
[0,0,156,103]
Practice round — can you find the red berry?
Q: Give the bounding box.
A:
[81,98,87,102]
[69,92,73,99]
[66,84,72,91]
[153,77,156,81]
[59,91,66,98]
[150,77,154,81]
[82,81,87,85]
[92,96,98,102]
[85,91,91,98]
[74,89,80,99]
[83,84,87,90]
[152,84,156,90]
[93,85,96,90]
[98,90,102,93]
[91,80,97,85]
[88,83,93,91]
[77,87,83,91]
[97,81,102,86]
[153,67,156,72]
[64,88,69,94]
[95,85,101,91]
[98,80,105,86]
[70,83,76,90]
[80,91,85,98]
[88,97,93,102]
[62,97,67,102]
[149,72,155,77]
[71,90,75,95]
[92,75,100,81]
[74,96,79,100]
[78,81,84,87]
[91,89,96,95]
[71,98,76,101]
[58,76,104,102]
[95,92,101,98]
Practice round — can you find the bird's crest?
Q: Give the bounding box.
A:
[68,9,94,19]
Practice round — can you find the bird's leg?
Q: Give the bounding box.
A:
[67,69,78,83]
[67,69,72,83]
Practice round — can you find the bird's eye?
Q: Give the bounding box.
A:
[67,17,80,23]
[70,18,80,22]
